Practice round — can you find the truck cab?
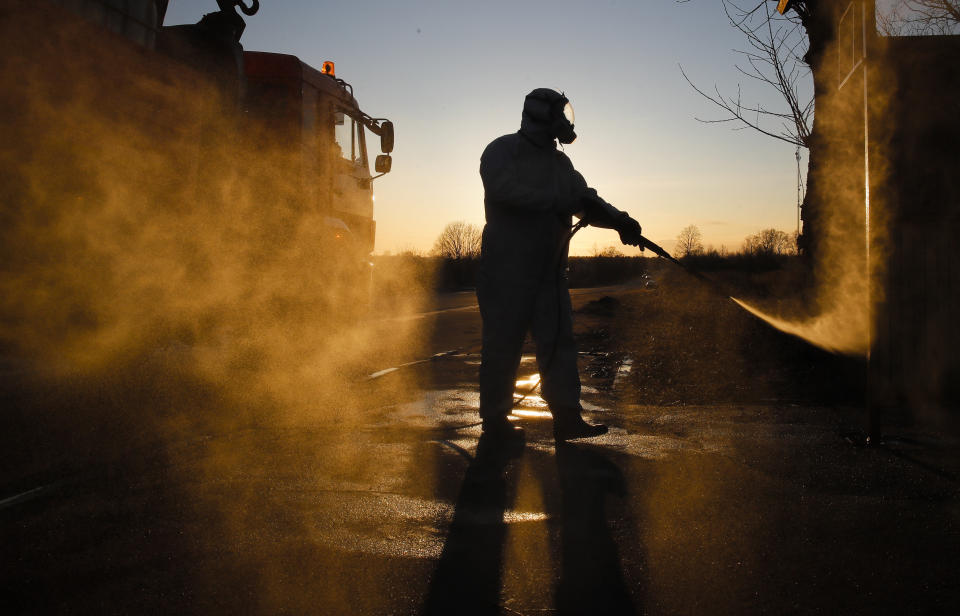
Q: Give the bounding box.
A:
[243,52,393,256]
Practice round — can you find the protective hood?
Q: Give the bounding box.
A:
[521,88,577,145]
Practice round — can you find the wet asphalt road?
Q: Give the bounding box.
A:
[2,284,960,615]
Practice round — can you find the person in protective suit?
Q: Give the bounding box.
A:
[478,88,644,442]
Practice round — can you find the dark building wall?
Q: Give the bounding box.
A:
[873,35,960,412]
[803,0,960,418]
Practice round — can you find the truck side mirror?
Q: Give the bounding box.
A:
[375,154,392,174]
[380,121,394,153]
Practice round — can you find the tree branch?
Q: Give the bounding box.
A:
[680,0,812,148]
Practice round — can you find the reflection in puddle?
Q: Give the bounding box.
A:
[390,369,608,433]
[509,372,605,415]
[613,357,633,389]
[514,373,540,389]
[511,409,552,418]
[515,394,548,408]
[512,373,548,412]
[504,510,550,523]
[393,389,480,427]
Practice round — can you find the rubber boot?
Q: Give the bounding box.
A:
[481,417,525,444]
[553,415,607,441]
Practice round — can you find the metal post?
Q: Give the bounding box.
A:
[862,0,880,444]
[796,147,802,239]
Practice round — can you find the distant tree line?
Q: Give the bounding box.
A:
[675,224,797,258]
[741,228,795,256]
[672,223,800,273]
[382,221,801,295]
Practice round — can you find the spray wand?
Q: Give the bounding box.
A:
[512,221,729,410]
[632,234,731,298]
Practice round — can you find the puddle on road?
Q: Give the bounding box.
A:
[515,373,540,390]
[512,374,604,412]
[380,383,731,463]
[388,370,610,430]
[298,429,723,561]
[512,409,552,418]
[310,386,738,564]
[512,373,548,412]
[394,389,480,428]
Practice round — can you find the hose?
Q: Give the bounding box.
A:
[512,223,731,410]
[511,218,589,407]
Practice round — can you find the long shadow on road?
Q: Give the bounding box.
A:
[422,434,516,615]
[555,442,638,615]
[423,435,641,615]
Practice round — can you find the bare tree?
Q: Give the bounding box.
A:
[742,228,795,255]
[676,224,704,257]
[680,0,813,148]
[432,221,482,260]
[678,1,837,259]
[682,0,959,142]
[877,0,960,35]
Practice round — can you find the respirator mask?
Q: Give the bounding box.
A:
[554,97,576,144]
[523,88,577,144]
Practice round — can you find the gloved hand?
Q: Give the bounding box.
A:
[616,214,643,247]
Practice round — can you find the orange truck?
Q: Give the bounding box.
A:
[3,0,393,306]
[158,0,395,261]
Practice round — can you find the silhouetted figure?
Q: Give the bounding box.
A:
[478,88,644,442]
[422,433,521,615]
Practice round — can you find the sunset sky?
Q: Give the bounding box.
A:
[166,0,811,256]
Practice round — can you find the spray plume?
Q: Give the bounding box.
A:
[716,22,897,360]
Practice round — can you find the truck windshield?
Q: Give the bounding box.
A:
[334,110,361,165]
